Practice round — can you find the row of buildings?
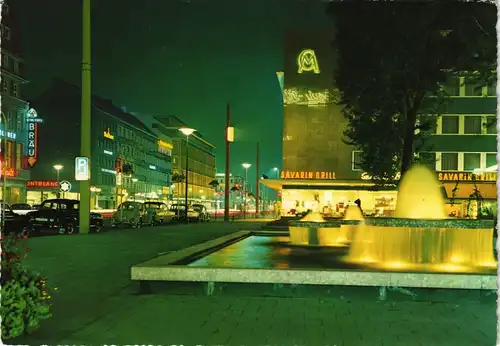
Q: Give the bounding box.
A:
[0,2,217,208]
[261,31,497,219]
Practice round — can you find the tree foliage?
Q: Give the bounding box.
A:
[327,0,496,183]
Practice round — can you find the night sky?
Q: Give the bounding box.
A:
[18,0,331,184]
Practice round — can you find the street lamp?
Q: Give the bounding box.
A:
[53,164,63,198]
[242,163,251,220]
[179,127,196,223]
[132,178,138,201]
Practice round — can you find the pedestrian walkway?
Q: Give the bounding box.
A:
[12,222,497,346]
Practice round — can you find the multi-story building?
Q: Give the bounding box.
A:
[27,79,173,208]
[0,0,31,203]
[262,31,497,218]
[151,115,216,205]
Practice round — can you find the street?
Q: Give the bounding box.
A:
[12,222,497,346]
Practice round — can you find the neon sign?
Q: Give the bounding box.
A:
[438,172,496,182]
[157,140,173,149]
[26,180,58,188]
[297,49,320,74]
[0,165,16,178]
[280,171,336,180]
[26,108,42,167]
[104,128,114,140]
[283,88,333,106]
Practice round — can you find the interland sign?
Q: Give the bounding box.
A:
[26,108,43,167]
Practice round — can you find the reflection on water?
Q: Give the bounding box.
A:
[187,236,495,274]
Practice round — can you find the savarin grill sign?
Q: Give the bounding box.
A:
[280,171,336,180]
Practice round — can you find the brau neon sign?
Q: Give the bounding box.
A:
[297,49,320,74]
[26,108,42,167]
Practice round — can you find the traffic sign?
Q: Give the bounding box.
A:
[75,157,90,181]
[59,180,72,192]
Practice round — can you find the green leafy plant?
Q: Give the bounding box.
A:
[1,234,53,339]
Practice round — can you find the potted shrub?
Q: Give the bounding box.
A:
[1,234,52,339]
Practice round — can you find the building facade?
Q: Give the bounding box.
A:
[0,0,31,204]
[27,79,173,208]
[262,31,497,218]
[152,116,216,206]
[215,172,244,209]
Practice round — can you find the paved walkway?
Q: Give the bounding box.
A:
[10,222,497,346]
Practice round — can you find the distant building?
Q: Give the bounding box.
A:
[27,79,173,208]
[215,172,244,208]
[0,0,31,203]
[152,115,216,205]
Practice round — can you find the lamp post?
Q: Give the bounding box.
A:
[53,164,63,198]
[179,127,195,223]
[242,163,251,220]
[1,111,7,230]
[132,178,138,201]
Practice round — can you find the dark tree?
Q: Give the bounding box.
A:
[327,0,496,183]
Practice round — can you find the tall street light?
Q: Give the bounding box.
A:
[242,163,251,220]
[53,164,63,198]
[179,127,195,223]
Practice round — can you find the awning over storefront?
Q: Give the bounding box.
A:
[260,179,391,191]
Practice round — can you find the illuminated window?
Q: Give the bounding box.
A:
[463,153,480,171]
[464,116,482,134]
[6,141,13,168]
[486,153,496,167]
[352,151,363,171]
[485,116,496,134]
[441,153,458,171]
[441,116,458,134]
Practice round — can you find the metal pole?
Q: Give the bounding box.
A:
[224,103,231,222]
[79,0,91,234]
[255,142,260,218]
[243,168,247,220]
[184,135,189,223]
[1,112,7,230]
[56,170,60,198]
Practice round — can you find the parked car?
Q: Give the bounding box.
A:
[111,201,147,228]
[170,204,200,222]
[191,204,211,222]
[11,203,34,215]
[27,198,104,235]
[0,203,31,236]
[143,201,175,225]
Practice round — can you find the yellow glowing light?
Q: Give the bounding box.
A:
[226,126,234,143]
[359,257,375,264]
[436,264,466,272]
[158,140,173,150]
[283,88,331,106]
[104,128,114,140]
[386,262,407,269]
[480,261,498,268]
[297,49,320,74]
[450,255,464,263]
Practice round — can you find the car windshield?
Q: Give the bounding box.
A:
[119,202,140,210]
[145,203,161,210]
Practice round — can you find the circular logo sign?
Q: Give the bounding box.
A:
[59,180,72,193]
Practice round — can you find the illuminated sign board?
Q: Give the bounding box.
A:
[0,166,16,178]
[297,49,320,74]
[59,180,72,192]
[26,180,58,188]
[26,108,43,167]
[360,172,402,180]
[0,130,16,140]
[283,88,332,106]
[438,172,496,182]
[226,126,234,143]
[75,156,90,181]
[104,128,114,140]
[280,171,336,180]
[103,150,113,155]
[158,140,173,150]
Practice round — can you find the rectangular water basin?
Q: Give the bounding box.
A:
[131,231,496,291]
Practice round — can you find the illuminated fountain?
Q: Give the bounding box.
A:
[289,210,362,247]
[347,164,496,272]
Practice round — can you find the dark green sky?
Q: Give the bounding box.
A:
[19,0,330,182]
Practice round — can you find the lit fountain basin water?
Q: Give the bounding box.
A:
[289,210,363,247]
[347,164,497,272]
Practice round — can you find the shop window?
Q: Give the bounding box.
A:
[352,151,363,171]
[486,153,496,168]
[441,76,460,96]
[441,116,459,134]
[464,116,482,134]
[485,116,496,134]
[464,77,483,96]
[440,153,458,171]
[463,153,480,171]
[15,143,22,170]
